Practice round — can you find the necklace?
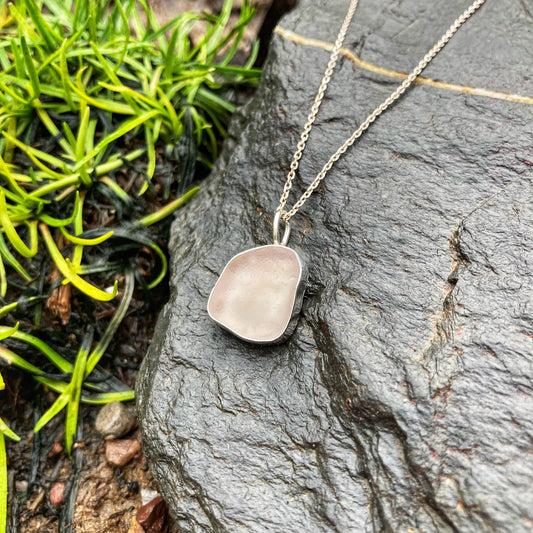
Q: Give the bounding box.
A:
[207,0,487,344]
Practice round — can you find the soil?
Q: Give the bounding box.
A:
[4,291,166,533]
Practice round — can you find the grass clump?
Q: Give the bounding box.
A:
[0,0,259,490]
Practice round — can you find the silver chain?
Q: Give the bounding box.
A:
[276,0,487,229]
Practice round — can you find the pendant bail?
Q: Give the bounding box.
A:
[273,208,291,246]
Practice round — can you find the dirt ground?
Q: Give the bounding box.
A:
[15,429,159,533]
[5,292,166,533]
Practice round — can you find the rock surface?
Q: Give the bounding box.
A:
[137,0,533,531]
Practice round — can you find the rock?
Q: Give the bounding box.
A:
[49,482,65,508]
[136,495,168,533]
[105,439,141,467]
[15,480,28,493]
[137,0,533,532]
[47,442,63,457]
[95,401,136,440]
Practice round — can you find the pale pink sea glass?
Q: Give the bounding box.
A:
[208,245,303,343]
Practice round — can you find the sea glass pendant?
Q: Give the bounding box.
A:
[207,245,306,344]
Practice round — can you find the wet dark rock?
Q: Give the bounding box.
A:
[137,0,533,531]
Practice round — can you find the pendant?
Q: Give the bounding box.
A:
[207,244,306,344]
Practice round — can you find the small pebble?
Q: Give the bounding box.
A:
[48,442,63,457]
[105,439,141,467]
[137,495,168,533]
[50,482,65,507]
[95,401,136,440]
[15,480,28,493]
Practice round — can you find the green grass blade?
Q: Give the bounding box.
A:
[73,110,159,171]
[80,389,134,404]
[0,327,72,372]
[34,106,75,158]
[85,118,98,164]
[3,116,17,165]
[0,154,31,200]
[60,226,113,246]
[33,389,70,433]
[65,327,92,456]
[59,40,75,109]
[164,25,180,79]
[86,268,134,374]
[68,80,135,115]
[62,121,77,150]
[71,190,85,267]
[2,132,71,173]
[20,36,41,98]
[23,0,62,51]
[97,82,162,111]
[0,412,20,533]
[26,175,80,199]
[0,254,6,298]
[0,419,20,442]
[39,192,80,228]
[75,106,92,187]
[0,323,18,342]
[94,148,145,176]
[41,0,72,26]
[88,0,98,41]
[0,345,44,375]
[9,38,26,79]
[89,42,140,114]
[0,303,19,320]
[1,428,15,532]
[138,186,199,227]
[155,87,181,138]
[0,46,10,72]
[200,0,232,59]
[112,0,130,72]
[0,79,27,105]
[39,223,118,301]
[0,192,38,258]
[98,176,133,206]
[83,227,167,289]
[141,125,155,194]
[196,86,235,113]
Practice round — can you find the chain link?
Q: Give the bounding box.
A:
[277,0,487,223]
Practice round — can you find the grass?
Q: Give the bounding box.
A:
[0,371,20,533]
[0,0,260,527]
